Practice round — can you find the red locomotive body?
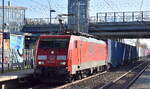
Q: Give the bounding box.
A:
[34,35,107,81]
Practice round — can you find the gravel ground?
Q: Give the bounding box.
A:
[107,61,150,89]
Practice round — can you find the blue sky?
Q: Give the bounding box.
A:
[1,0,150,47]
[3,0,150,18]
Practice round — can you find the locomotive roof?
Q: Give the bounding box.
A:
[39,35,106,44]
[39,35,71,38]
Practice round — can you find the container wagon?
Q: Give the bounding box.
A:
[107,40,139,68]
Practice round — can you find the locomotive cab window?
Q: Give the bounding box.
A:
[38,38,69,49]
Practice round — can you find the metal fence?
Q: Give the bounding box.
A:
[25,17,68,25]
[25,11,150,25]
[0,49,34,72]
[90,11,150,23]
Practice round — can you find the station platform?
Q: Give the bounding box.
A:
[130,65,150,89]
[0,69,34,82]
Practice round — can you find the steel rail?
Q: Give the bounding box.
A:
[123,63,150,89]
[55,71,107,89]
[99,61,149,89]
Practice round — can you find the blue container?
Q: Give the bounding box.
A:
[107,40,125,67]
[107,40,139,67]
[130,46,138,60]
[123,45,131,64]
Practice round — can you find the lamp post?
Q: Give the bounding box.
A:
[50,9,56,24]
[2,0,5,73]
[47,0,56,24]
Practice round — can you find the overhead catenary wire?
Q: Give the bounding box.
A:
[94,0,122,20]
[103,0,115,11]
[50,0,67,14]
[31,0,65,18]
[105,0,122,18]
[29,0,68,22]
[109,0,120,12]
[139,0,144,11]
[29,0,50,16]
[47,0,51,9]
[11,0,48,18]
[30,0,49,9]
[27,3,48,17]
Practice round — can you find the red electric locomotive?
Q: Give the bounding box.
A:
[34,35,107,82]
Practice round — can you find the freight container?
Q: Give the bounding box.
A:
[122,45,130,64]
[130,46,138,60]
[107,40,138,67]
[107,40,125,67]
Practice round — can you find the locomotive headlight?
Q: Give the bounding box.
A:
[38,55,47,60]
[38,61,44,65]
[57,55,66,60]
[60,62,66,65]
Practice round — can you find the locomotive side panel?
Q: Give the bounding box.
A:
[69,36,107,74]
[67,36,80,74]
[79,40,107,70]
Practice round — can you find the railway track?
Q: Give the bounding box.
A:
[99,61,149,89]
[14,59,149,89]
[26,84,53,89]
[54,60,149,89]
[55,71,107,89]
[20,71,107,89]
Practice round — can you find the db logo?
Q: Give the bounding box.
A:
[51,51,54,54]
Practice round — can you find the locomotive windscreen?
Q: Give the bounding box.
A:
[38,38,69,49]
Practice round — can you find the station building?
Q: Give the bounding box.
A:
[0,6,33,71]
[0,6,26,34]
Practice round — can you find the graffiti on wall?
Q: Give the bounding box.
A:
[10,35,24,67]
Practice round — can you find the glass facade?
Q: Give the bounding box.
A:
[68,0,89,33]
[0,6,26,33]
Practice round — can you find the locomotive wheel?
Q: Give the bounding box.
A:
[87,70,92,76]
[78,75,82,80]
[106,63,112,71]
[76,72,83,80]
[67,75,75,83]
